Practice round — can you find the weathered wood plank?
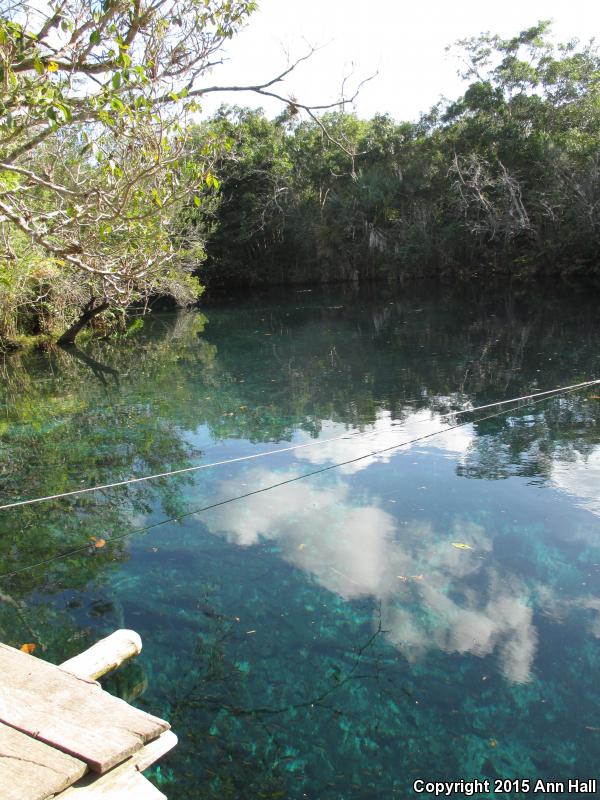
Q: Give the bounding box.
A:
[0,643,169,774]
[0,722,87,800]
[59,731,177,798]
[58,768,166,799]
[133,730,178,773]
[60,630,142,681]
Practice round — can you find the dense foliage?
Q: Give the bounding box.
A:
[195,23,600,286]
[0,0,255,344]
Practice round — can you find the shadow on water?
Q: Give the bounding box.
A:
[1,280,600,798]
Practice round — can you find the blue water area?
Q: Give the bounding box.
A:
[1,281,600,799]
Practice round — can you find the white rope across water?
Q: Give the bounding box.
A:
[1,378,598,512]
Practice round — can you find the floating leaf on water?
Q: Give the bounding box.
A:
[298,543,306,550]
[20,643,36,654]
[451,542,472,550]
[90,537,106,549]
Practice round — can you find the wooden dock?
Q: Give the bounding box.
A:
[0,630,177,799]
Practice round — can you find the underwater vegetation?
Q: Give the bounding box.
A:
[1,282,600,798]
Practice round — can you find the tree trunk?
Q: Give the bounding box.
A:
[57,300,109,345]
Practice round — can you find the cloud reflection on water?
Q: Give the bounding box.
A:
[194,408,600,686]
[200,469,537,685]
[293,409,474,474]
[551,448,600,518]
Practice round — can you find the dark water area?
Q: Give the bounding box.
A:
[1,280,600,799]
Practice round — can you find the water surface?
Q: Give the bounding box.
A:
[1,281,600,799]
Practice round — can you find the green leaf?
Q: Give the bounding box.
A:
[89,29,101,46]
[205,172,221,190]
[112,72,121,90]
[55,102,72,122]
[151,188,163,208]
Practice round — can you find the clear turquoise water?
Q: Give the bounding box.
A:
[1,282,600,799]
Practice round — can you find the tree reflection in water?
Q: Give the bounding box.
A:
[1,282,600,798]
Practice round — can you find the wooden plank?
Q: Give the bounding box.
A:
[0,722,87,800]
[60,731,177,798]
[0,643,169,774]
[59,768,166,799]
[132,730,178,773]
[60,630,142,681]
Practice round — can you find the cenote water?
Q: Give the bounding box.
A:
[2,281,600,799]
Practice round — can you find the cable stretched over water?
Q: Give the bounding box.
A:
[0,383,592,579]
[0,378,598,513]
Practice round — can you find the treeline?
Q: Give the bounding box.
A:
[190,22,600,286]
[2,19,600,347]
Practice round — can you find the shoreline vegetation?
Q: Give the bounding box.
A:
[1,12,600,349]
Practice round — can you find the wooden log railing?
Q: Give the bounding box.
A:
[60,629,143,681]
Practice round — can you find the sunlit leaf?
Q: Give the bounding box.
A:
[20,643,37,654]
[151,188,162,208]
